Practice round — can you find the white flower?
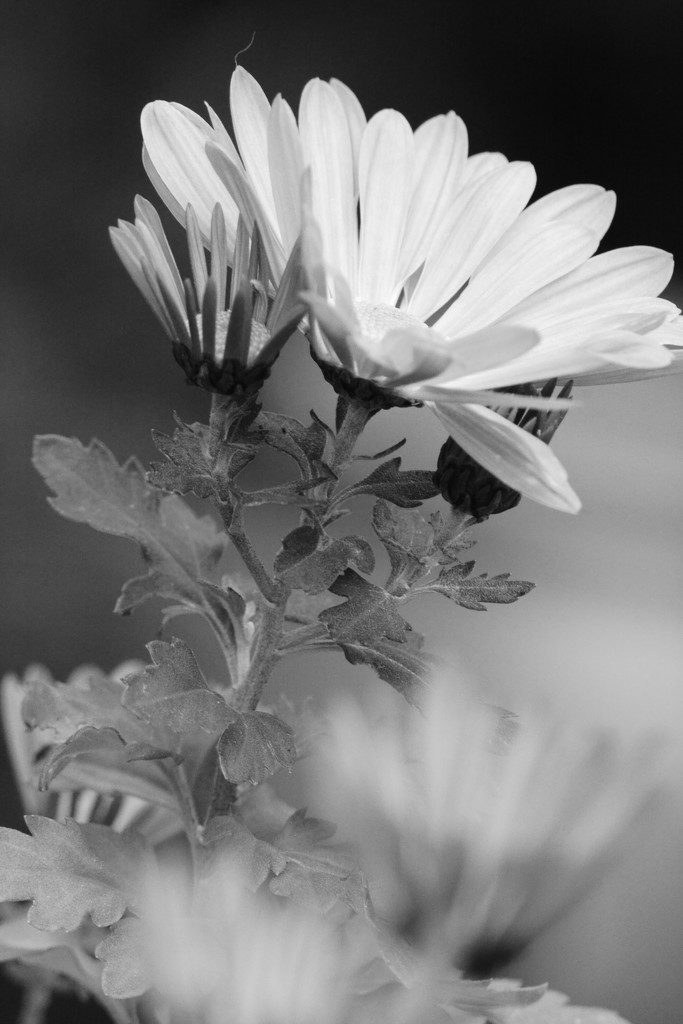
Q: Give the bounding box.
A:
[140,68,683,511]
[110,196,303,393]
[314,678,662,975]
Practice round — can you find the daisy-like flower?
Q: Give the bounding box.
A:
[314,678,662,977]
[140,67,681,511]
[110,196,303,394]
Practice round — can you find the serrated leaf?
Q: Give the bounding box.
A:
[371,501,435,587]
[0,816,153,931]
[321,570,412,644]
[38,726,126,790]
[274,525,375,593]
[21,666,136,743]
[148,418,214,498]
[427,563,535,611]
[123,638,233,734]
[217,711,296,785]
[334,637,434,706]
[96,917,150,999]
[340,457,438,508]
[269,809,367,913]
[32,436,225,615]
[428,509,476,561]
[201,815,287,890]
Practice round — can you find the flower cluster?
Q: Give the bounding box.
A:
[120,67,683,512]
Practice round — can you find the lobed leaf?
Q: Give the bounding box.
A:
[320,570,413,644]
[426,563,535,611]
[274,524,375,594]
[123,638,233,734]
[32,436,225,615]
[0,816,153,931]
[21,666,136,743]
[96,917,150,999]
[148,418,214,498]
[339,457,439,508]
[333,637,434,706]
[201,815,287,890]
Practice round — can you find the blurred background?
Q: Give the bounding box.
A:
[2,0,683,1021]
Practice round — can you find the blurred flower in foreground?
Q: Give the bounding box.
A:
[314,677,662,977]
[110,197,303,394]
[139,67,681,512]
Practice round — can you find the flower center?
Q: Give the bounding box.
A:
[198,312,271,364]
[354,300,425,342]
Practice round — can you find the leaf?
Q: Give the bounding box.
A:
[32,436,226,615]
[428,509,477,561]
[0,816,153,931]
[38,726,127,790]
[426,563,535,611]
[258,410,332,478]
[320,570,412,644]
[21,665,136,743]
[371,501,435,587]
[217,711,296,785]
[340,458,438,508]
[269,809,367,913]
[274,524,375,593]
[148,418,214,498]
[333,638,434,706]
[201,815,287,890]
[96,917,150,999]
[125,742,183,764]
[123,638,233,734]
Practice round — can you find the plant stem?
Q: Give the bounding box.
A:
[17,986,51,1024]
[236,597,287,711]
[331,400,374,473]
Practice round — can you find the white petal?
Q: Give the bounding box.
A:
[436,222,598,336]
[329,78,367,191]
[204,103,243,167]
[133,195,184,299]
[110,226,173,333]
[267,95,305,253]
[407,162,537,321]
[571,342,683,385]
[405,323,540,387]
[588,329,674,368]
[299,79,358,287]
[504,246,674,324]
[399,112,469,280]
[477,184,616,273]
[459,151,509,188]
[206,144,286,281]
[141,101,239,246]
[431,402,581,513]
[229,67,277,223]
[358,109,414,303]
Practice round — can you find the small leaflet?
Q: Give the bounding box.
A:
[148,418,215,498]
[217,711,297,785]
[274,524,375,594]
[338,457,439,508]
[320,570,413,644]
[426,563,535,611]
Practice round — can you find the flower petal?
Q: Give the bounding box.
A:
[407,162,537,321]
[267,95,305,253]
[358,109,415,303]
[329,78,367,193]
[299,79,358,287]
[432,402,581,513]
[436,222,599,336]
[141,101,239,246]
[229,67,277,223]
[399,111,469,281]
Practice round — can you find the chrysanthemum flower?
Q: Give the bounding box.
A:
[110,196,303,394]
[139,68,682,511]
[314,678,662,977]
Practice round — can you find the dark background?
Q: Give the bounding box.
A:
[2,2,683,1022]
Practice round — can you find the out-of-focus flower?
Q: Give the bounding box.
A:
[314,678,662,977]
[140,67,681,511]
[110,197,303,394]
[434,379,573,520]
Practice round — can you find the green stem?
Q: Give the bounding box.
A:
[236,597,287,711]
[278,622,329,653]
[163,761,202,873]
[220,499,281,604]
